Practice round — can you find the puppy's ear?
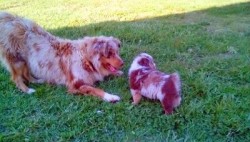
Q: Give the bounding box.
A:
[138,58,150,66]
[138,57,156,69]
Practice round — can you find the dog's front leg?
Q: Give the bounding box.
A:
[80,85,121,102]
[68,82,120,103]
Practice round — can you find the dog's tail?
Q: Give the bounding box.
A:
[0,12,17,23]
[0,12,25,72]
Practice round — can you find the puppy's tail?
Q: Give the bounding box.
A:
[169,72,181,107]
[161,72,182,114]
[169,73,181,92]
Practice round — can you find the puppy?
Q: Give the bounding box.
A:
[128,53,181,114]
[0,12,124,102]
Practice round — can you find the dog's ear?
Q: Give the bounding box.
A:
[92,39,109,57]
[91,37,120,57]
[113,38,121,48]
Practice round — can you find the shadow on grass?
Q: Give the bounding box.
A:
[46,2,250,65]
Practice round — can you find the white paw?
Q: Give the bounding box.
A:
[132,102,137,105]
[115,71,123,76]
[27,88,36,94]
[103,93,121,103]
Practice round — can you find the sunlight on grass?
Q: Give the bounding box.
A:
[0,0,249,28]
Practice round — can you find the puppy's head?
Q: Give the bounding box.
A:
[86,36,124,76]
[129,53,156,74]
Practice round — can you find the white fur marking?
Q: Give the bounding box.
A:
[103,93,121,102]
[141,85,156,99]
[27,88,36,94]
[128,58,142,75]
[173,97,182,107]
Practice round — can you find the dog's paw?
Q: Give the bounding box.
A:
[27,88,36,94]
[115,70,123,76]
[132,101,138,105]
[103,93,121,103]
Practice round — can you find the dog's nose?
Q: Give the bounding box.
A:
[121,61,124,66]
[119,61,124,67]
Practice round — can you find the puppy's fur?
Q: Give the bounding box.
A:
[128,53,181,114]
[0,12,124,102]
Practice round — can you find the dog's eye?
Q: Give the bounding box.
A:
[107,51,113,58]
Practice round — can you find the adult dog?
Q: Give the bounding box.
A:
[0,12,124,102]
[128,53,181,114]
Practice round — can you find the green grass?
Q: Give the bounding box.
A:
[0,0,250,141]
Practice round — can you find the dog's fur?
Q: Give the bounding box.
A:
[0,12,124,102]
[128,53,181,114]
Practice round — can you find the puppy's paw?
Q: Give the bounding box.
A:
[103,93,121,103]
[27,88,36,94]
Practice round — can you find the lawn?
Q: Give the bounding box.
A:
[0,0,250,141]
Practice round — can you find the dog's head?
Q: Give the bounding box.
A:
[85,36,124,76]
[129,53,156,74]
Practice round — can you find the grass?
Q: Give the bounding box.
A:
[0,0,250,141]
